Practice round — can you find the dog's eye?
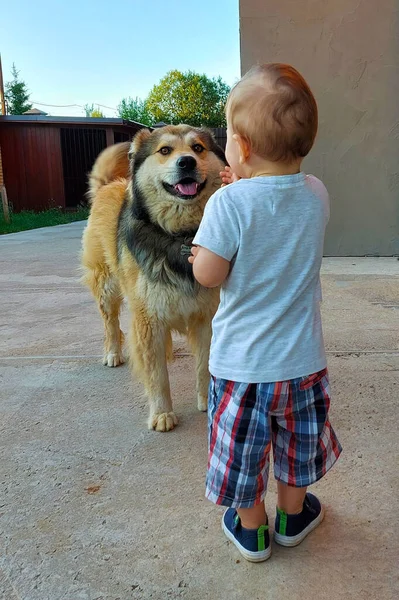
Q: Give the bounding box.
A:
[159,146,172,156]
[193,144,205,154]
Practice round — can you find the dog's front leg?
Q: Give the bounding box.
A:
[188,315,213,412]
[129,311,178,432]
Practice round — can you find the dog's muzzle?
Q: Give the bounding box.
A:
[176,155,197,171]
[163,154,206,200]
[163,179,207,199]
[162,155,206,200]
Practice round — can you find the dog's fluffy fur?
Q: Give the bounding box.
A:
[81,125,225,431]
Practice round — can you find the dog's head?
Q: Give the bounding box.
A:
[129,125,226,232]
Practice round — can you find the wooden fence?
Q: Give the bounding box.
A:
[211,127,227,150]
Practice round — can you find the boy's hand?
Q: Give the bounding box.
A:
[220,166,240,187]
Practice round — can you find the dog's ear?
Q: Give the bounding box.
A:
[199,127,226,164]
[129,129,152,160]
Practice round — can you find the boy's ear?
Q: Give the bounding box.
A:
[233,133,250,164]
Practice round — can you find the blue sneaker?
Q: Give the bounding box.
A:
[274,493,325,547]
[222,508,271,562]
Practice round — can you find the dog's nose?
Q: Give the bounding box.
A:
[176,155,197,170]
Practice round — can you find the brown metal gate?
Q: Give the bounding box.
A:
[60,127,106,208]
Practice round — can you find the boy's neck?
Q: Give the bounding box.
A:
[241,156,302,179]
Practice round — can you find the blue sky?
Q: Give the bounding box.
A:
[1,0,240,117]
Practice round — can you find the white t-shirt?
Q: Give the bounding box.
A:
[193,173,329,383]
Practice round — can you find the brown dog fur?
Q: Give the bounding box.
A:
[81,126,225,431]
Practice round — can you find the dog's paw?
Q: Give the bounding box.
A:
[197,394,208,412]
[103,351,125,367]
[149,412,178,432]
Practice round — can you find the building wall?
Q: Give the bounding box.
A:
[0,124,65,212]
[240,0,399,255]
[0,121,143,212]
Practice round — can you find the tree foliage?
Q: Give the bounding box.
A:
[5,64,32,115]
[117,96,153,126]
[146,70,230,127]
[84,103,104,118]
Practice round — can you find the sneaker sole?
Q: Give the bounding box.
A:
[274,505,325,547]
[221,517,272,563]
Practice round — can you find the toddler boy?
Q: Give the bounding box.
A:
[189,64,342,562]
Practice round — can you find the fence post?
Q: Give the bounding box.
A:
[1,184,10,223]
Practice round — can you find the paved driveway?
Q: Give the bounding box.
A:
[1,222,398,600]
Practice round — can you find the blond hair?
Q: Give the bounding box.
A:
[226,64,318,163]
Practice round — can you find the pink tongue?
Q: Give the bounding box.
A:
[176,182,198,196]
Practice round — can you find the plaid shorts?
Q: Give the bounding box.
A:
[206,368,342,508]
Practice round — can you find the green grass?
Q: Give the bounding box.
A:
[0,207,89,235]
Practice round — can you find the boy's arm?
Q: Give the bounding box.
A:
[189,188,239,288]
[188,246,230,288]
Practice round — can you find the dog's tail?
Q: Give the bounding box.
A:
[87,141,131,203]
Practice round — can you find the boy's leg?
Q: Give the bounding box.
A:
[237,503,267,529]
[236,477,308,531]
[277,482,307,514]
[207,378,272,562]
[271,369,341,547]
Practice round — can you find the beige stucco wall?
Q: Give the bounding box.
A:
[240,0,399,255]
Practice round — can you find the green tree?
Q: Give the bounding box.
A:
[117,96,153,126]
[5,64,32,115]
[84,103,105,118]
[146,70,230,127]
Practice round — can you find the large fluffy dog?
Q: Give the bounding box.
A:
[81,125,225,431]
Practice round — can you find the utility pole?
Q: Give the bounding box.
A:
[0,54,6,115]
[0,52,10,223]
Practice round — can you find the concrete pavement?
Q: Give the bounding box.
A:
[0,222,398,600]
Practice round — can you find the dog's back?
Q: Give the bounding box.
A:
[87,141,131,204]
[82,141,132,283]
